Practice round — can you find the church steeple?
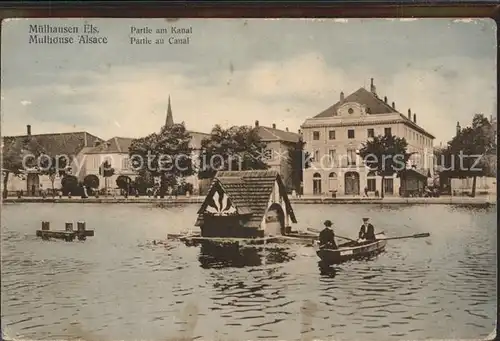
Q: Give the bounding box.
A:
[165,95,174,128]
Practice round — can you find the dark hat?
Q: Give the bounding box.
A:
[324,220,332,227]
[362,218,369,222]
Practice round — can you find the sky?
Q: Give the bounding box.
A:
[1,18,497,146]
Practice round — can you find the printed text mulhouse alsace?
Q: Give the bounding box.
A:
[28,24,108,44]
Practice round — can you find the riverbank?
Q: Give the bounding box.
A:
[2,195,496,205]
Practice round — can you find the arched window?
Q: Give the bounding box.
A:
[313,173,322,194]
[329,172,337,179]
[366,171,376,191]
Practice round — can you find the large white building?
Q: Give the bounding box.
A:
[301,79,435,196]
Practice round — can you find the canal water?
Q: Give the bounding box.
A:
[1,203,496,341]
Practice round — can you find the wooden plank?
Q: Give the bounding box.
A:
[36,230,94,238]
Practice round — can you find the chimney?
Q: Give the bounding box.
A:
[286,127,289,132]
[272,123,276,129]
[392,102,395,109]
[408,108,411,119]
[26,124,31,136]
[370,78,377,95]
[384,96,387,103]
[413,114,416,123]
[340,91,345,102]
[255,120,259,127]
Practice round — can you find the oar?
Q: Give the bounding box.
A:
[307,228,358,243]
[383,233,430,241]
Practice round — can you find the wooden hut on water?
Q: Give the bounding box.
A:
[195,170,297,238]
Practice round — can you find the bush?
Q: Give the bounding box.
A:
[61,175,78,195]
[84,174,100,189]
[134,174,154,195]
[116,175,132,194]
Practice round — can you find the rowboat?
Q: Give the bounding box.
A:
[316,232,387,265]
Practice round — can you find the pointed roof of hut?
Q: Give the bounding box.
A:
[195,169,297,228]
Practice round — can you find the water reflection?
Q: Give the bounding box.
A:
[198,243,295,269]
[318,261,337,278]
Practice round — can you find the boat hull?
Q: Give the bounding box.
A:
[316,233,386,265]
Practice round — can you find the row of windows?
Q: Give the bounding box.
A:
[313,128,392,141]
[312,127,432,147]
[313,148,358,166]
[92,158,130,169]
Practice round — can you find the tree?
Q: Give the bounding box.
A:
[1,136,44,198]
[116,175,132,195]
[358,134,413,198]
[99,160,115,196]
[61,174,78,196]
[441,114,496,197]
[134,172,154,195]
[287,137,311,193]
[84,174,100,190]
[38,155,69,197]
[129,123,194,197]
[198,124,269,179]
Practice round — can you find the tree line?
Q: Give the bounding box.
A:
[356,113,495,198]
[1,123,310,198]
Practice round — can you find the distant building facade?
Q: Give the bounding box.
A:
[84,137,137,191]
[253,120,301,191]
[301,79,435,196]
[1,125,102,195]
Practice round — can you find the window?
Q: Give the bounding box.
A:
[347,129,355,139]
[384,127,392,136]
[384,178,394,194]
[314,150,320,162]
[122,157,130,170]
[347,149,357,166]
[328,149,336,165]
[367,179,376,191]
[367,128,374,138]
[313,173,322,195]
[313,131,320,140]
[348,108,354,114]
[367,171,376,192]
[329,130,336,140]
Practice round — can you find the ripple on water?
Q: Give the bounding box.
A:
[1,203,497,340]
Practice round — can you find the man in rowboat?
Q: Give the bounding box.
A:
[358,217,376,242]
[319,220,338,249]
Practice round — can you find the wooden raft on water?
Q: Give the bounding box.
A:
[167,231,318,247]
[36,221,94,242]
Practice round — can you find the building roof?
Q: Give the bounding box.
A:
[307,86,435,139]
[195,169,297,228]
[398,167,430,179]
[255,125,301,143]
[86,137,135,154]
[2,132,102,158]
[314,87,398,118]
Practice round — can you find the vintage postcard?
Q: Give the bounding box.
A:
[1,17,497,341]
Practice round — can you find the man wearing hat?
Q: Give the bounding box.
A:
[358,217,376,241]
[319,220,338,249]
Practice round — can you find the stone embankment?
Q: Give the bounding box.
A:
[2,195,496,205]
